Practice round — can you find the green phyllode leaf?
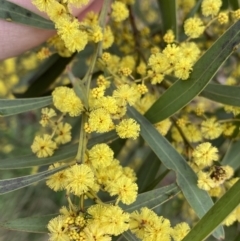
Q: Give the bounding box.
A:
[121,183,180,213]
[15,54,75,98]
[0,130,118,169]
[0,0,54,29]
[157,0,177,38]
[165,76,240,107]
[128,106,224,239]
[122,232,140,241]
[0,96,52,116]
[0,214,56,233]
[0,164,67,195]
[229,0,239,10]
[185,0,203,19]
[201,84,240,107]
[222,139,240,170]
[145,20,240,123]
[182,179,240,241]
[0,184,179,233]
[137,150,161,193]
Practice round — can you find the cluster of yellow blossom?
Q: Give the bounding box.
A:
[31,106,73,157]
[84,74,141,139]
[32,0,91,54]
[147,42,200,82]
[187,141,234,198]
[201,0,222,17]
[32,0,131,57]
[52,86,84,117]
[24,0,240,237]
[46,142,138,205]
[47,204,190,241]
[0,58,20,97]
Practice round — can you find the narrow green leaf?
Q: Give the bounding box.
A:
[0,164,67,194]
[128,107,224,239]
[185,0,203,19]
[229,0,239,10]
[120,183,180,213]
[143,169,170,192]
[0,145,76,170]
[222,140,240,170]
[0,214,56,233]
[165,76,240,107]
[233,234,240,241]
[157,0,177,37]
[145,20,240,124]
[0,0,54,29]
[15,54,75,98]
[137,151,161,193]
[221,0,229,10]
[182,179,240,241]
[122,232,140,241]
[0,96,52,116]
[200,84,240,106]
[0,130,118,169]
[14,54,60,90]
[109,138,127,157]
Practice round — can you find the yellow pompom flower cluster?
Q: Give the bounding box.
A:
[113,84,141,106]
[46,163,68,191]
[148,42,200,81]
[54,122,72,144]
[129,207,189,241]
[39,108,56,127]
[154,118,172,136]
[95,158,138,204]
[87,204,129,236]
[55,18,88,53]
[111,1,129,22]
[163,29,175,43]
[85,78,141,139]
[201,118,223,140]
[182,124,202,143]
[171,222,191,241]
[47,203,191,241]
[192,142,219,167]
[233,9,240,19]
[46,143,138,205]
[64,164,95,196]
[45,145,140,239]
[218,12,229,24]
[197,165,234,191]
[32,0,105,54]
[47,204,130,241]
[46,163,95,195]
[31,134,57,158]
[106,175,138,204]
[52,86,84,117]
[189,142,234,193]
[184,17,205,39]
[201,0,222,17]
[88,143,114,168]
[31,120,72,157]
[31,87,79,158]
[116,118,140,140]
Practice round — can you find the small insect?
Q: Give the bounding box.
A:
[210,165,225,181]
